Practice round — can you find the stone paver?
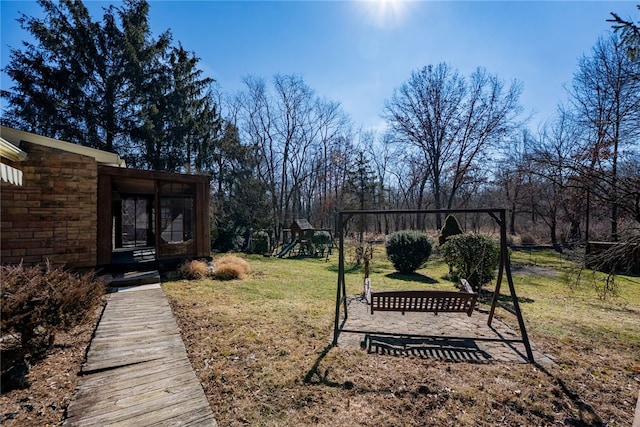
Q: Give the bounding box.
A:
[337,296,553,365]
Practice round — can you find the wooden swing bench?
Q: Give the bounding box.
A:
[369,279,478,317]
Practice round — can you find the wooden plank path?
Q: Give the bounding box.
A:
[64,284,217,426]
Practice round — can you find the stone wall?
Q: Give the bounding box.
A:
[1,142,98,268]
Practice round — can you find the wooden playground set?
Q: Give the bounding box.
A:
[276,219,334,258]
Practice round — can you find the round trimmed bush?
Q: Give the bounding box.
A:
[441,234,500,291]
[385,230,433,274]
[311,230,331,246]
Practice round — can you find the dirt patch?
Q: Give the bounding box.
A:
[510,264,559,278]
[0,305,103,426]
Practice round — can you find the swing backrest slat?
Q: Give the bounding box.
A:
[370,279,477,317]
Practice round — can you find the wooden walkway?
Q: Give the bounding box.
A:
[64,284,217,426]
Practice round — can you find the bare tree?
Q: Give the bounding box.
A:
[493,128,535,235]
[363,130,396,233]
[236,74,351,242]
[567,34,640,241]
[383,63,523,228]
[527,110,584,248]
[301,102,352,229]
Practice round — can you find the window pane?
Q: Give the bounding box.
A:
[159,183,194,244]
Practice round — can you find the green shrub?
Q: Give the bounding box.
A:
[385,230,433,274]
[1,261,105,384]
[250,231,270,254]
[212,220,239,252]
[312,230,331,256]
[441,234,500,291]
[210,225,219,249]
[439,214,464,246]
[311,230,331,246]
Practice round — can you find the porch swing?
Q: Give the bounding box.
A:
[364,277,478,316]
[332,208,535,363]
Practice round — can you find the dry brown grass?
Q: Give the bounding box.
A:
[213,254,251,280]
[178,259,211,280]
[164,252,640,427]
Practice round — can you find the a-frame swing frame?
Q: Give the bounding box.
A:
[332,208,535,363]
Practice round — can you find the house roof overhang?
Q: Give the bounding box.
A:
[0,136,26,186]
[0,126,126,167]
[98,164,210,190]
[0,136,28,162]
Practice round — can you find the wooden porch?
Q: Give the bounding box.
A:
[97,166,211,270]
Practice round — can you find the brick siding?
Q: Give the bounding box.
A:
[1,142,98,268]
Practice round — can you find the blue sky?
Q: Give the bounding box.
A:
[1,1,638,132]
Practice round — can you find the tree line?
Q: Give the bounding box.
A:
[2,0,639,250]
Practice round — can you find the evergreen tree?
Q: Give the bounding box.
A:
[2,0,221,172]
[609,5,640,61]
[210,121,271,251]
[2,0,170,156]
[2,0,97,142]
[344,151,378,242]
[133,45,219,171]
[439,214,464,246]
[345,151,378,211]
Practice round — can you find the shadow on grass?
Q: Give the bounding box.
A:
[305,334,607,425]
[325,263,360,274]
[303,343,343,388]
[479,291,535,306]
[534,363,608,427]
[384,272,439,284]
[586,302,640,315]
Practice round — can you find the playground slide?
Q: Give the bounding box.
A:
[277,239,298,258]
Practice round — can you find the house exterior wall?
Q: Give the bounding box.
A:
[1,142,98,268]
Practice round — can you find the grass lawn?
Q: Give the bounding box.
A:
[164,247,640,426]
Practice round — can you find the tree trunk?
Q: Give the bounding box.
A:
[509,204,517,235]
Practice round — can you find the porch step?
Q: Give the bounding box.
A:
[101,270,161,288]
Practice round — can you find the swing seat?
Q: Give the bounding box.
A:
[370,279,478,316]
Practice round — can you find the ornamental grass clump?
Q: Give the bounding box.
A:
[385,230,433,274]
[178,260,211,280]
[441,234,500,291]
[213,255,251,280]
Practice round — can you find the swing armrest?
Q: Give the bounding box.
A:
[460,278,474,294]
